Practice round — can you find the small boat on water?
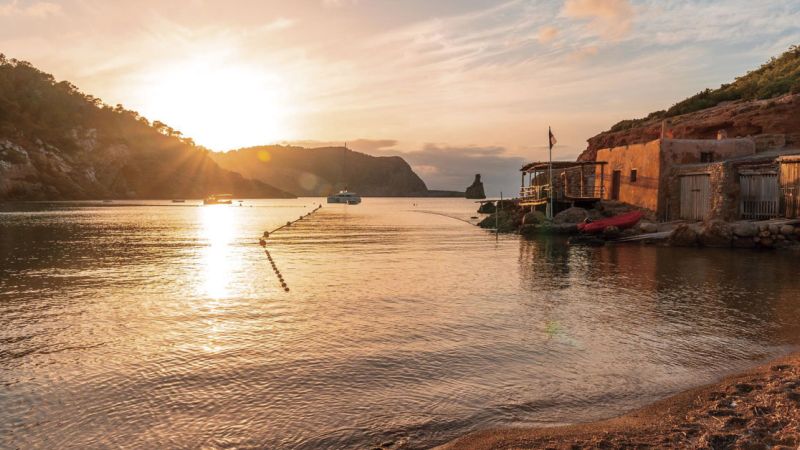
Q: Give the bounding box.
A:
[577,210,644,234]
[203,194,233,205]
[171,199,186,203]
[327,190,361,205]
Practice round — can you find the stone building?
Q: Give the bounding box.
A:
[594,138,755,220]
[665,150,800,221]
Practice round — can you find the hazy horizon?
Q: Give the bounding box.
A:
[2,0,799,194]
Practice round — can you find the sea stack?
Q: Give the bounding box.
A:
[465,174,486,199]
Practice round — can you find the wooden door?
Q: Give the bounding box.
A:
[611,170,621,200]
[781,161,800,219]
[679,175,710,221]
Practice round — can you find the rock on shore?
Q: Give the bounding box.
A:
[669,220,800,249]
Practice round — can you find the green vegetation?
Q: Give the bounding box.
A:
[610,45,800,132]
[0,55,292,199]
[0,54,197,153]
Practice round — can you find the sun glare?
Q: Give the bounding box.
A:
[199,205,238,300]
[139,56,292,150]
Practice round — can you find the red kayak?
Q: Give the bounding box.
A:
[577,211,644,234]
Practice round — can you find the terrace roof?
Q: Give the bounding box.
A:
[520,160,607,172]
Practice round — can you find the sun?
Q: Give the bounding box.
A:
[137,56,292,150]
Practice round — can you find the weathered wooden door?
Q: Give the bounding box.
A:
[781,161,800,218]
[740,173,780,219]
[611,170,621,200]
[679,175,710,221]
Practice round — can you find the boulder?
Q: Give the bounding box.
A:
[523,210,547,225]
[519,224,538,236]
[769,224,780,235]
[553,207,588,224]
[731,222,757,238]
[639,222,659,233]
[759,237,775,248]
[602,225,621,238]
[465,174,486,199]
[732,237,756,248]
[780,225,795,236]
[477,202,496,214]
[669,224,699,247]
[699,220,733,248]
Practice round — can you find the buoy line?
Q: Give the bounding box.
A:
[411,209,475,225]
[258,204,323,292]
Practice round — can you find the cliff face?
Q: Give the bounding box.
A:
[0,135,294,200]
[210,146,430,197]
[0,57,293,200]
[580,46,800,161]
[579,94,800,161]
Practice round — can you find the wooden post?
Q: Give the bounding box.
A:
[521,172,525,197]
[600,164,606,199]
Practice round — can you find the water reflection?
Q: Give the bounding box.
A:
[1,200,800,450]
[199,205,237,300]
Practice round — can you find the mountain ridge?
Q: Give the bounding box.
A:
[211,145,463,197]
[0,55,294,200]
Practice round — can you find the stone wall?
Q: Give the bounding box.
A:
[667,159,782,221]
[666,163,733,221]
[660,138,755,165]
[595,138,757,220]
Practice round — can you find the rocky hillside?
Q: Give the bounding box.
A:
[211,145,432,197]
[0,56,294,200]
[579,46,800,161]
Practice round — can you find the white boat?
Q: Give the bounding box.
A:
[203,194,233,205]
[327,190,361,204]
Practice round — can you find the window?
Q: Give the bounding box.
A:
[630,169,638,183]
[700,152,715,163]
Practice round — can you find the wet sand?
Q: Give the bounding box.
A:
[438,353,800,449]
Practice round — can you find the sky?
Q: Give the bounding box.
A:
[2,0,800,195]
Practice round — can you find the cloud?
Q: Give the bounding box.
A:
[372,143,527,196]
[322,0,359,8]
[536,26,559,43]
[562,0,633,40]
[0,0,61,17]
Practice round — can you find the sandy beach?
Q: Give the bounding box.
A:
[438,353,800,449]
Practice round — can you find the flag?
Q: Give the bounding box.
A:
[549,127,557,150]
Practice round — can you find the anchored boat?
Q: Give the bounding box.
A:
[203,194,233,205]
[327,190,361,205]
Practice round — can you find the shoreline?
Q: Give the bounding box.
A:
[437,352,800,449]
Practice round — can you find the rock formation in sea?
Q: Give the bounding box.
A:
[465,174,486,199]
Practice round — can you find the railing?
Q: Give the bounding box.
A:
[520,184,603,202]
[563,185,604,199]
[520,185,551,201]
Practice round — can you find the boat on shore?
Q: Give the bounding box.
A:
[327,190,361,205]
[203,194,233,205]
[577,210,643,234]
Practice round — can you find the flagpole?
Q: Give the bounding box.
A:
[548,126,554,220]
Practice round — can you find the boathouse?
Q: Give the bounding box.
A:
[594,137,755,220]
[666,150,800,221]
[518,161,607,210]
